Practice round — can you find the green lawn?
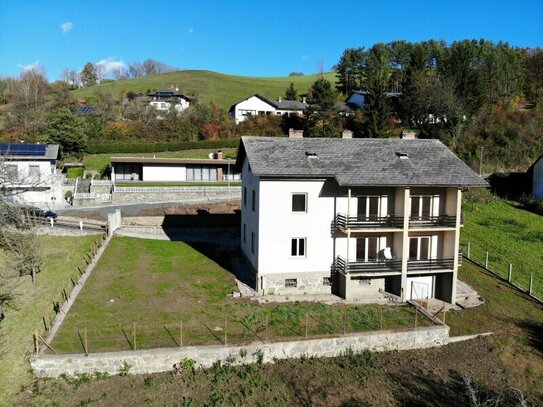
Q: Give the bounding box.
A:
[78,147,238,174]
[460,198,543,298]
[71,70,337,110]
[0,235,102,406]
[52,237,429,354]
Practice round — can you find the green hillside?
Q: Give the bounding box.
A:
[71,70,337,110]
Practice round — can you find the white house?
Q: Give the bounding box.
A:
[111,152,239,183]
[0,143,61,204]
[228,94,308,124]
[146,89,191,113]
[236,135,487,303]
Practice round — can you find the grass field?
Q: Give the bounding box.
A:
[51,237,429,354]
[78,147,238,173]
[71,70,337,110]
[0,235,102,406]
[460,198,543,298]
[22,261,543,406]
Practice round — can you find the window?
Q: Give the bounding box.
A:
[291,238,306,257]
[5,165,17,181]
[28,165,40,182]
[240,109,256,116]
[323,277,332,286]
[292,193,307,212]
[356,237,381,261]
[243,187,247,207]
[409,236,431,260]
[187,166,218,182]
[252,189,256,212]
[251,232,255,254]
[358,278,372,285]
[285,278,297,288]
[411,196,433,219]
[358,196,380,220]
[243,223,246,243]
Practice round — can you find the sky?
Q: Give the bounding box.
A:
[1,0,542,81]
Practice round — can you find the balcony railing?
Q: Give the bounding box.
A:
[335,213,404,229]
[407,254,462,272]
[335,254,462,275]
[335,255,402,274]
[408,214,463,228]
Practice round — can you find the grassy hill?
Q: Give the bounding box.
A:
[71,70,338,110]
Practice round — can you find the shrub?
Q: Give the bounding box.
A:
[66,167,84,179]
[84,139,240,154]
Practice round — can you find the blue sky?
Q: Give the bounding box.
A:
[1,0,542,80]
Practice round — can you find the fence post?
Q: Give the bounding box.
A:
[34,328,39,355]
[529,274,533,295]
[84,327,88,355]
[133,323,137,351]
[485,251,489,269]
[508,264,512,282]
[305,316,308,338]
[224,317,228,345]
[265,315,268,343]
[380,307,383,331]
[179,322,183,347]
[343,306,347,335]
[467,242,471,259]
[414,307,418,328]
[442,309,446,325]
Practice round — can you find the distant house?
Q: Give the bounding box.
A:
[345,90,402,111]
[235,133,487,303]
[228,94,308,124]
[111,152,239,183]
[0,143,61,204]
[528,155,543,201]
[145,89,192,113]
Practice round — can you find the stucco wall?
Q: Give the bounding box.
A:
[142,164,187,182]
[31,325,449,378]
[233,96,275,123]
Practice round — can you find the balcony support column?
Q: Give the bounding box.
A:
[400,187,410,301]
[450,188,462,303]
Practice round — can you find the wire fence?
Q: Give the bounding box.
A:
[42,304,439,355]
[460,240,542,303]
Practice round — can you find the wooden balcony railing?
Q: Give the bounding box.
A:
[335,213,404,229]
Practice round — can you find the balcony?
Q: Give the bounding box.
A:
[335,254,462,275]
[335,213,404,230]
[408,214,463,228]
[407,255,462,272]
[335,255,402,275]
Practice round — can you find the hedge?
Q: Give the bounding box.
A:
[84,139,240,154]
[66,167,84,179]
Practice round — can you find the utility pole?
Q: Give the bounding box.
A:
[479,147,483,176]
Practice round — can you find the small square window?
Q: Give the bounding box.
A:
[291,238,306,257]
[285,278,297,288]
[359,278,371,285]
[292,193,307,212]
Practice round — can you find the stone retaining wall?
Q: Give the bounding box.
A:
[31,325,448,377]
[112,188,241,204]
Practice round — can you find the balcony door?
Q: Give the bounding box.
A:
[358,196,380,221]
[357,237,381,262]
[409,236,431,260]
[411,196,433,220]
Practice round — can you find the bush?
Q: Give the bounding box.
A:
[84,139,240,154]
[66,167,84,179]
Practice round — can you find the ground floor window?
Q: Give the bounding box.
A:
[285,278,297,288]
[186,166,218,181]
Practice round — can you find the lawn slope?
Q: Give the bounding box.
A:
[71,70,337,110]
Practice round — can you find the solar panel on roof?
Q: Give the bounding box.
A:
[77,106,95,114]
[0,143,47,156]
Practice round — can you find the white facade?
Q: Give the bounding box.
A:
[142,165,187,182]
[230,95,305,124]
[240,161,464,303]
[1,160,61,204]
[149,98,190,113]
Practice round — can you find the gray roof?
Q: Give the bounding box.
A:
[229,94,307,112]
[1,144,59,161]
[237,137,488,187]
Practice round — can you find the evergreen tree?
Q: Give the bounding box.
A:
[80,62,97,87]
[304,77,341,137]
[284,82,298,100]
[335,47,366,95]
[46,107,87,157]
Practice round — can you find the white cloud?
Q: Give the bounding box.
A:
[95,57,126,73]
[188,27,194,34]
[19,61,41,71]
[61,21,74,33]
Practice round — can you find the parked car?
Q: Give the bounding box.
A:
[23,206,58,221]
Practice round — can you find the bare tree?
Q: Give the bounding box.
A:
[94,63,107,84]
[111,66,129,80]
[128,62,145,78]
[60,68,81,88]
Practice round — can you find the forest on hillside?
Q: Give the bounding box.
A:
[0,39,542,173]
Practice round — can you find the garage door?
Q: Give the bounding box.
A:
[407,276,433,300]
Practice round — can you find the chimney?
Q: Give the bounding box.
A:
[401,131,416,140]
[216,149,223,159]
[341,129,353,139]
[302,96,307,104]
[289,129,304,138]
[278,96,282,102]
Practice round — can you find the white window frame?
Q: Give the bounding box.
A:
[356,236,382,262]
[410,195,437,218]
[291,193,307,213]
[409,236,432,260]
[290,237,306,258]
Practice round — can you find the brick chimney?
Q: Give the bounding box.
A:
[216,149,223,159]
[289,129,304,138]
[401,131,416,140]
[302,96,307,104]
[341,129,353,139]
